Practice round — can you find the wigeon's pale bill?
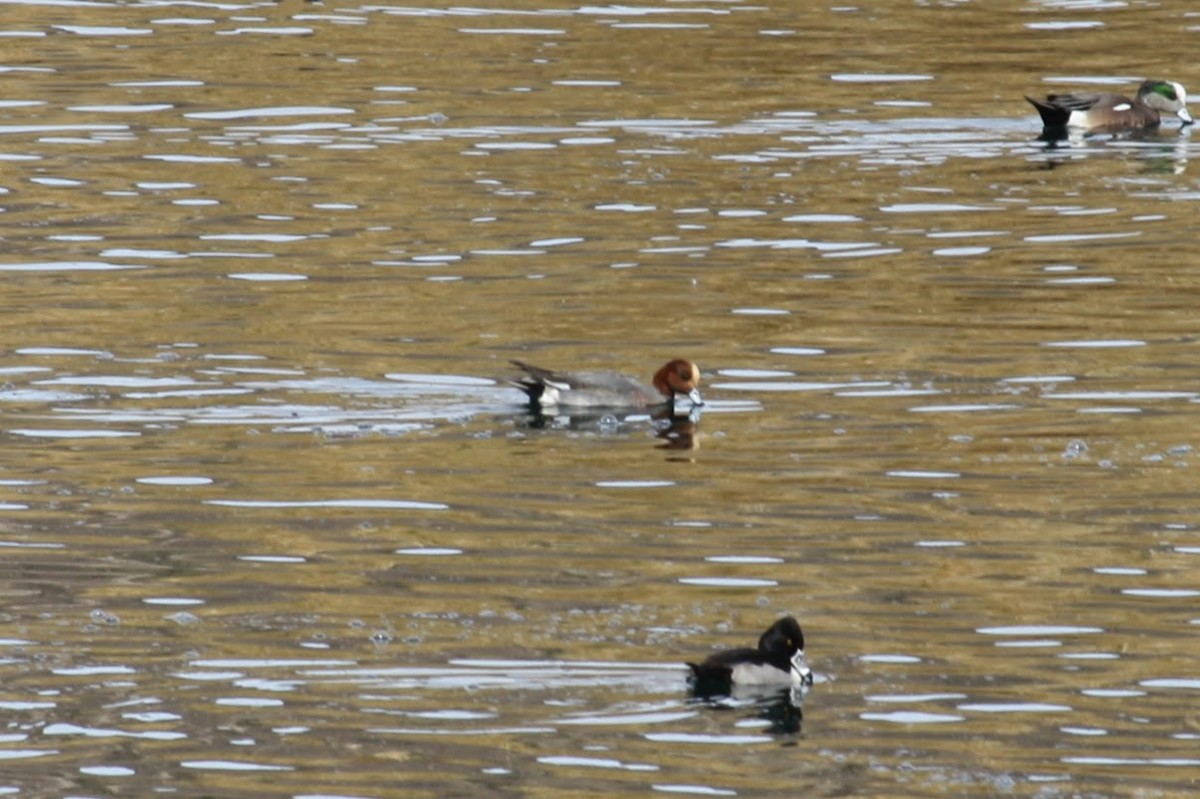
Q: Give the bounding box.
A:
[509,359,703,409]
[687,616,812,692]
[1026,79,1193,132]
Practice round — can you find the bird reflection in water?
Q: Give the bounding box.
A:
[1034,124,1191,176]
[516,406,702,451]
[688,682,807,736]
[654,410,700,451]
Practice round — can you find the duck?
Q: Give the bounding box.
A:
[509,358,702,410]
[687,616,812,692]
[1025,79,1193,133]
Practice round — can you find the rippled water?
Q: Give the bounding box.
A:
[1,0,1198,797]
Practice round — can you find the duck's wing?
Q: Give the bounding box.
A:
[510,360,561,383]
[1026,91,1117,129]
[1041,91,1107,112]
[686,647,760,680]
[511,361,617,389]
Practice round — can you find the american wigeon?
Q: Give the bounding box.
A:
[687,616,813,691]
[509,358,702,409]
[1026,79,1193,132]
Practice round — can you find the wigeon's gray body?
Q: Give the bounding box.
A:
[510,359,702,409]
[1026,79,1193,133]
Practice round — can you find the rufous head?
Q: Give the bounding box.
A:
[652,359,703,406]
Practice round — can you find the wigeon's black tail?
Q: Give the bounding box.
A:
[1026,95,1069,128]
[508,360,547,404]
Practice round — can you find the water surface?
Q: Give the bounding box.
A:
[1,0,1198,796]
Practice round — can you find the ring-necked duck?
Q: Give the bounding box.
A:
[687,616,812,692]
[509,359,703,410]
[1026,79,1193,133]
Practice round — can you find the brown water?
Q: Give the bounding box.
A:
[1,0,1198,796]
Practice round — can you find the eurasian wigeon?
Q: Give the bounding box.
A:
[509,358,703,409]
